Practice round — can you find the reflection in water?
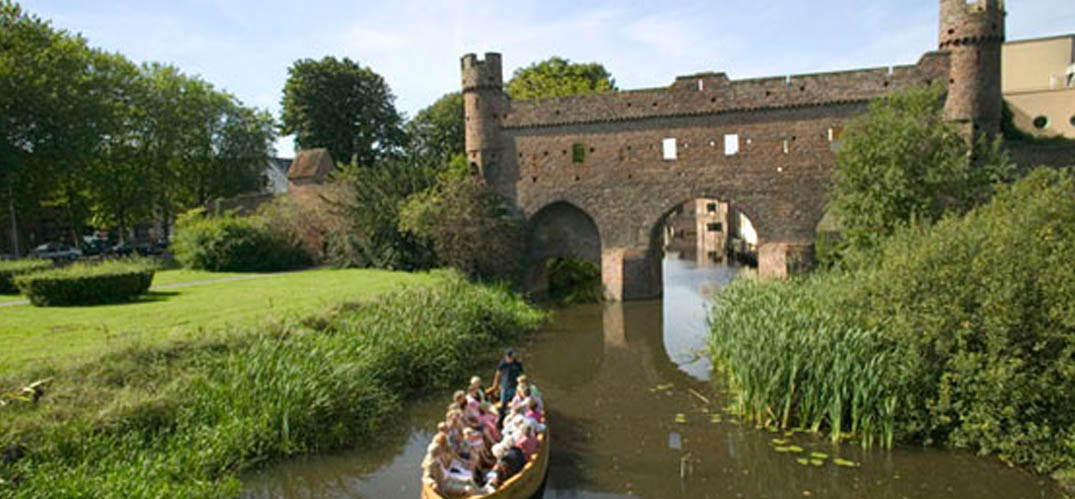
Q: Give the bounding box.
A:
[244,257,1059,499]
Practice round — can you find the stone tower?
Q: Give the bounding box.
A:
[939,0,1006,138]
[461,53,506,188]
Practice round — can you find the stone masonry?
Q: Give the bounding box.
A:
[463,0,1006,301]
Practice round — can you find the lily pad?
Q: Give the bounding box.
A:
[796,458,810,466]
[833,458,859,468]
[674,413,687,424]
[786,445,804,453]
[774,446,792,453]
[771,438,789,445]
[710,414,722,423]
[809,452,829,460]
[809,459,824,467]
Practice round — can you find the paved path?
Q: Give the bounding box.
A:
[0,272,290,308]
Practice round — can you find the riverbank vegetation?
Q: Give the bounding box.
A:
[0,271,543,497]
[711,168,1075,476]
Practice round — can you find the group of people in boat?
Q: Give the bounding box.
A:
[421,349,545,497]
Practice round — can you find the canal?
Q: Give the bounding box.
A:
[244,258,1059,498]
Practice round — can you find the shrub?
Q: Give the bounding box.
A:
[14,259,155,306]
[546,257,601,304]
[709,168,1075,473]
[171,208,312,272]
[399,162,526,284]
[0,259,51,294]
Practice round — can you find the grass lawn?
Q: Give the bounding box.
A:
[150,268,250,287]
[0,268,434,373]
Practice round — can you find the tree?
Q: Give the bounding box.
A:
[399,156,525,283]
[0,1,117,252]
[506,56,616,100]
[405,92,464,166]
[280,57,405,167]
[827,84,1011,260]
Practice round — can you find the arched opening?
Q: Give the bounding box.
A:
[527,202,602,302]
[656,198,758,268]
[649,197,759,377]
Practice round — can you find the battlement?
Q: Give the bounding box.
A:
[461,52,503,91]
[939,0,1005,49]
[501,52,949,129]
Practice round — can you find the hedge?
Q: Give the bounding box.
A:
[0,259,52,294]
[14,260,156,306]
[172,209,312,272]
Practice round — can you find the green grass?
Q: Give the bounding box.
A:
[149,269,250,287]
[0,271,544,497]
[0,268,433,373]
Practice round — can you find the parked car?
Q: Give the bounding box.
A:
[107,243,134,257]
[30,242,82,261]
[80,237,111,257]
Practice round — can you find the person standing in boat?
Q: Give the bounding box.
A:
[490,348,524,424]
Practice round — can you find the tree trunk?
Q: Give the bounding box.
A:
[8,180,19,258]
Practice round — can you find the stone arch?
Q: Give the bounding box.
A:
[639,192,764,297]
[526,201,602,297]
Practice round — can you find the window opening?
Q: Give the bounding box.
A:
[662,138,677,161]
[706,203,717,213]
[724,134,739,156]
[572,143,585,163]
[707,223,723,232]
[1032,116,1049,129]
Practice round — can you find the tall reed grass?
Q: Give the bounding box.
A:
[0,270,543,497]
[707,275,907,448]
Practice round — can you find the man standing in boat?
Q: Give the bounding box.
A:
[490,348,524,424]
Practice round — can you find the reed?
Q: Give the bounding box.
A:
[707,274,906,448]
[0,270,544,497]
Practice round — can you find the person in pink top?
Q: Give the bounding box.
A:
[514,420,539,457]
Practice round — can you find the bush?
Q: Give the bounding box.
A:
[546,257,601,304]
[709,168,1075,473]
[171,208,312,272]
[14,259,155,306]
[0,259,52,294]
[399,162,525,284]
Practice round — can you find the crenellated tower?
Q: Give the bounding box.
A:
[939,0,1006,138]
[461,52,507,186]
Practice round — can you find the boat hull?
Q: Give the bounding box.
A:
[421,424,549,499]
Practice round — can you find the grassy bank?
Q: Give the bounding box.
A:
[708,169,1075,479]
[0,268,432,372]
[0,271,544,497]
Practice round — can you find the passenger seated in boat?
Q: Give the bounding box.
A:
[480,458,511,494]
[496,440,527,476]
[514,419,539,457]
[424,438,478,496]
[467,376,486,404]
[463,426,494,470]
[478,402,501,441]
[516,375,543,411]
[452,390,468,413]
[524,398,545,432]
[500,407,526,441]
[445,409,465,448]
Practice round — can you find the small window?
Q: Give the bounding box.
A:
[572,143,585,163]
[707,223,723,232]
[1033,116,1049,129]
[783,138,790,154]
[662,138,677,160]
[724,134,739,156]
[698,78,704,91]
[828,126,844,142]
[1069,115,1075,127]
[706,203,717,213]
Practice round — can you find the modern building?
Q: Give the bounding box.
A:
[1002,34,1075,138]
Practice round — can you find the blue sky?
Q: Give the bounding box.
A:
[22,0,1075,157]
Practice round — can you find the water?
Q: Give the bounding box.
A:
[243,258,1059,499]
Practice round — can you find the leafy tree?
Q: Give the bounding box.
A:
[506,56,616,100]
[405,92,464,165]
[399,156,525,283]
[325,157,436,270]
[281,57,405,167]
[0,1,111,252]
[827,84,1011,260]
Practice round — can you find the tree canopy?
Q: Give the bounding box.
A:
[506,56,616,100]
[404,92,464,166]
[827,84,1011,260]
[280,57,405,167]
[1,1,275,252]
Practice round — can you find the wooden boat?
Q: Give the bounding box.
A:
[421,414,550,499]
